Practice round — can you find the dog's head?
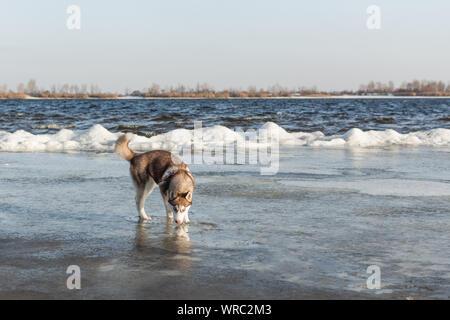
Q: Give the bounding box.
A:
[169,190,192,224]
[167,170,194,224]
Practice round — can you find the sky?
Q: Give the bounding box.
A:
[0,0,449,92]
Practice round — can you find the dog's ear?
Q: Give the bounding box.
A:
[185,191,192,202]
[170,191,178,199]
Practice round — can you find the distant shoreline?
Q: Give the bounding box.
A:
[1,95,450,100]
[3,79,449,100]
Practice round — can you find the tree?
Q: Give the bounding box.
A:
[367,81,375,93]
[200,82,213,94]
[62,83,69,94]
[248,86,257,97]
[358,84,367,93]
[387,81,394,93]
[17,83,25,93]
[148,83,160,96]
[411,79,420,92]
[26,79,37,94]
[90,84,100,95]
[175,84,186,95]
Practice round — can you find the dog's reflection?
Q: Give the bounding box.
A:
[134,220,192,271]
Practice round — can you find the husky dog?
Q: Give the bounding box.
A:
[115,133,194,224]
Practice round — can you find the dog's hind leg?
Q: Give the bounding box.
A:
[135,179,156,221]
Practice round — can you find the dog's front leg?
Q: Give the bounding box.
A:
[161,190,174,222]
[183,208,191,224]
[164,200,174,221]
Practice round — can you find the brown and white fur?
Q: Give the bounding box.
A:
[115,133,194,224]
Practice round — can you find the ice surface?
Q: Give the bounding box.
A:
[280,179,450,197]
[0,146,449,299]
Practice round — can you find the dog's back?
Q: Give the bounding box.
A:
[114,133,192,185]
[130,150,190,186]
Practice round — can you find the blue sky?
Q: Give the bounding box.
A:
[0,0,449,92]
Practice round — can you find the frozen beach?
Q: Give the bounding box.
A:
[1,146,449,299]
[0,99,449,299]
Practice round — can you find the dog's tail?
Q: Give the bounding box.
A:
[115,133,136,161]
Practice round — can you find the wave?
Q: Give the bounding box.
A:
[30,124,75,130]
[0,122,449,153]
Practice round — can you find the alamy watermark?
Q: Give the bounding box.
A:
[172,121,280,175]
[65,5,380,31]
[66,265,81,290]
[366,5,381,30]
[366,265,381,289]
[66,5,81,30]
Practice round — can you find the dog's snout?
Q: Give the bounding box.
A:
[175,218,182,225]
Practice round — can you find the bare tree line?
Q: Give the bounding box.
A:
[358,80,450,96]
[0,80,117,99]
[1,79,450,99]
[123,80,450,97]
[129,83,298,98]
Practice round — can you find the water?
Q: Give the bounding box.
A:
[0,98,449,299]
[1,98,449,136]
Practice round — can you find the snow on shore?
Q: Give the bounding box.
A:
[0,122,449,153]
